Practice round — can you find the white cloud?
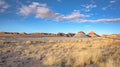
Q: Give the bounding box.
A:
[57,0,61,2]
[102,0,117,10]
[102,7,107,10]
[110,0,116,3]
[0,0,9,13]
[18,2,59,19]
[56,10,87,21]
[18,2,120,23]
[36,7,58,19]
[81,4,97,12]
[18,2,87,20]
[63,10,85,20]
[102,5,111,10]
[18,2,47,16]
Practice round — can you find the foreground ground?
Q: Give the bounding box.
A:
[0,36,120,67]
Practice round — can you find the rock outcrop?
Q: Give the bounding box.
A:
[66,33,75,37]
[74,31,89,38]
[88,31,100,37]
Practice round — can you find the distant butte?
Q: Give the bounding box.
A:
[74,31,100,38]
[74,31,89,38]
[88,31,100,37]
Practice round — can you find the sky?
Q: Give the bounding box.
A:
[0,0,120,35]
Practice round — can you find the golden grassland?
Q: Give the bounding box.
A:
[0,37,120,67]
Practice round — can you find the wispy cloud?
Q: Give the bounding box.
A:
[110,0,116,3]
[102,5,111,10]
[56,10,88,21]
[18,2,120,23]
[57,0,61,2]
[0,0,9,13]
[81,4,97,12]
[102,0,117,11]
[77,18,120,23]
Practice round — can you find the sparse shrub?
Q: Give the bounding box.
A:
[0,40,4,45]
[25,40,32,45]
[43,56,62,66]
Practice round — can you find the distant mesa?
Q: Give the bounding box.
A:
[0,32,75,37]
[74,31,89,38]
[0,31,100,38]
[88,31,100,37]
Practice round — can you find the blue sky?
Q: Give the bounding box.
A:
[0,0,120,35]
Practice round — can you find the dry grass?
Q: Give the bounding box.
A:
[25,40,32,45]
[0,36,120,67]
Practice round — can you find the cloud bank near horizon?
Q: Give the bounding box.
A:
[14,2,119,23]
